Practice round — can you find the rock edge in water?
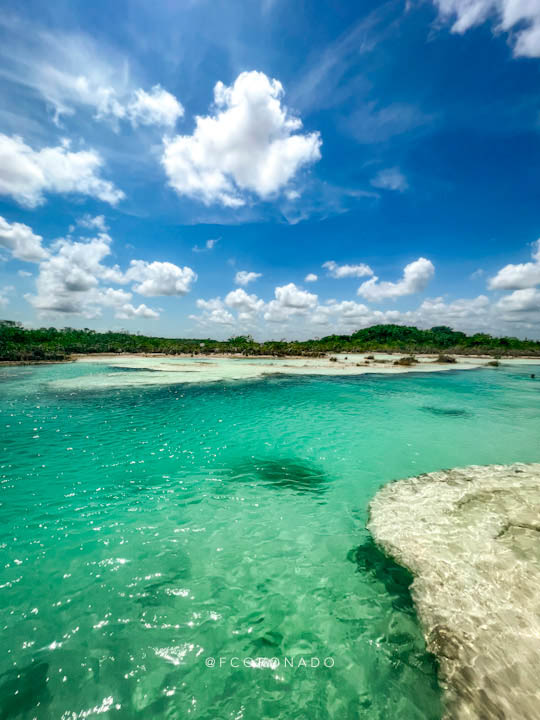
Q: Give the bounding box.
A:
[368,462,540,720]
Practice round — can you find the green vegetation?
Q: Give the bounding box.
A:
[1,320,540,362]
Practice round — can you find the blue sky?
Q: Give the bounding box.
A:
[1,0,540,339]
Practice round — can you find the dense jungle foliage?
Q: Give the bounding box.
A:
[1,320,539,361]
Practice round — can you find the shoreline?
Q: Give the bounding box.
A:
[369,462,540,720]
[7,352,539,390]
[2,350,540,368]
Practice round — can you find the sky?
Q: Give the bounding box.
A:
[1,0,540,340]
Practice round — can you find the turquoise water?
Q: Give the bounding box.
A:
[1,362,540,720]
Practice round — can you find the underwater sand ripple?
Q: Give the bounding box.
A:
[368,462,540,720]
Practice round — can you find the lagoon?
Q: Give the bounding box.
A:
[1,360,539,719]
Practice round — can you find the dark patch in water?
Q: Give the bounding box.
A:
[0,661,50,720]
[347,537,414,614]
[251,629,284,650]
[348,539,442,697]
[420,405,472,418]
[229,458,328,494]
[109,366,160,373]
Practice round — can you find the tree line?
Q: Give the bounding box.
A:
[1,320,539,361]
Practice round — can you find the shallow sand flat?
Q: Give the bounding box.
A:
[42,353,503,391]
[369,463,540,720]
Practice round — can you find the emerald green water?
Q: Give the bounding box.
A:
[1,362,539,719]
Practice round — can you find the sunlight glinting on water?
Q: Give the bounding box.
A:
[1,361,539,719]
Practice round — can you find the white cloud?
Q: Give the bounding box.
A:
[0,215,49,262]
[323,260,373,279]
[127,85,184,128]
[235,270,262,286]
[192,297,235,326]
[193,237,220,253]
[115,302,159,319]
[347,102,431,144]
[225,288,265,317]
[275,282,317,308]
[370,167,408,192]
[489,239,540,290]
[358,258,435,301]
[264,282,318,323]
[76,214,109,232]
[296,294,494,337]
[0,25,183,129]
[0,134,124,208]
[26,232,125,316]
[311,299,373,327]
[412,294,491,326]
[21,221,196,320]
[432,0,540,58]
[126,260,197,297]
[305,273,318,282]
[470,268,485,280]
[162,70,322,207]
[496,288,540,313]
[0,286,13,308]
[18,270,32,277]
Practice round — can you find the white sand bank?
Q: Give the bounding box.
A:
[369,462,540,720]
[43,353,536,391]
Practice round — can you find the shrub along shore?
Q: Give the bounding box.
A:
[2,321,540,363]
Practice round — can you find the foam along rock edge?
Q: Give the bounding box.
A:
[368,462,540,720]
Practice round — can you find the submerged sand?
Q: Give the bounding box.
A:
[369,462,540,720]
[44,353,537,391]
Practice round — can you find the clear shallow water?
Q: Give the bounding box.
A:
[1,362,539,720]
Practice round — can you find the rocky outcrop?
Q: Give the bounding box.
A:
[368,463,540,719]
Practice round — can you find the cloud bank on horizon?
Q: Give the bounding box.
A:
[0,0,539,339]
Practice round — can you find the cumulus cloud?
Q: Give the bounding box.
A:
[264,282,318,323]
[225,288,265,320]
[127,85,184,128]
[496,288,540,313]
[432,0,540,58]
[20,221,196,320]
[58,80,183,129]
[412,294,491,327]
[76,214,109,232]
[310,299,373,327]
[323,260,374,279]
[125,260,197,297]
[370,167,408,192]
[225,288,265,324]
[489,239,540,290]
[358,257,435,301]
[235,270,262,286]
[115,302,159,319]
[26,232,126,316]
[162,70,322,207]
[0,215,49,262]
[192,297,235,326]
[0,134,124,208]
[305,273,318,282]
[274,282,317,309]
[185,272,540,338]
[62,80,183,129]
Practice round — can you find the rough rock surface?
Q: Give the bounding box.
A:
[368,463,540,719]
